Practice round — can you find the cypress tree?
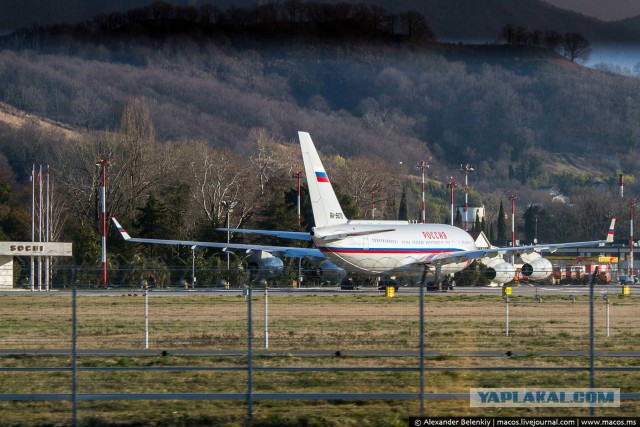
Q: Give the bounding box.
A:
[497,201,507,242]
[398,186,408,221]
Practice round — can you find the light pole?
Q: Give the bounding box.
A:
[292,171,305,227]
[221,200,238,271]
[510,193,517,266]
[447,176,456,226]
[461,164,474,231]
[509,193,517,248]
[96,154,111,289]
[416,159,430,224]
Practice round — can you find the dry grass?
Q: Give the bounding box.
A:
[1,293,639,425]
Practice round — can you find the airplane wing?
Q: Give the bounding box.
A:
[112,218,323,259]
[426,217,616,266]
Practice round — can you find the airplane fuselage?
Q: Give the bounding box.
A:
[312,223,477,276]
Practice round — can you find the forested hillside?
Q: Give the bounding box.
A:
[0,1,637,285]
[1,7,638,184]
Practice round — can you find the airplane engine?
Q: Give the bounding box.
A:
[521,257,553,281]
[246,251,284,278]
[317,259,347,285]
[483,258,516,283]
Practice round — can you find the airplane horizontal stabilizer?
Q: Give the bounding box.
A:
[313,228,397,242]
[216,228,312,241]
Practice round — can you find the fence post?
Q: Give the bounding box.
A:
[144,289,149,349]
[247,282,253,422]
[589,271,595,417]
[603,294,610,337]
[71,284,77,427]
[503,294,509,337]
[419,266,427,416]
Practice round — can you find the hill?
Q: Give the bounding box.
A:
[1,0,639,42]
[365,0,639,41]
[0,4,638,195]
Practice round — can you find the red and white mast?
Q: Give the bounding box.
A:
[97,154,111,289]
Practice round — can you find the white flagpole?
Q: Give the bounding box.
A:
[45,165,50,291]
[30,164,35,292]
[38,165,43,291]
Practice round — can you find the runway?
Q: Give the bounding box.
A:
[3,348,640,358]
[1,283,635,297]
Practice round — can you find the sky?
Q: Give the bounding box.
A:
[544,0,640,21]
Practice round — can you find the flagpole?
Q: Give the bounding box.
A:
[30,164,35,292]
[38,165,43,291]
[45,165,50,291]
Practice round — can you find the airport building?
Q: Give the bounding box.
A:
[0,242,72,290]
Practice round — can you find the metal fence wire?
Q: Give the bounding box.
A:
[0,277,639,425]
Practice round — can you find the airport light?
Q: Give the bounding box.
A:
[509,193,517,248]
[221,200,238,271]
[96,154,111,289]
[416,159,430,224]
[292,170,305,226]
[447,176,456,226]
[460,164,474,231]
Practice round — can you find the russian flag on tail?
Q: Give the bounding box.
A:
[315,169,330,183]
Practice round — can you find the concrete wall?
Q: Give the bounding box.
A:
[0,255,13,290]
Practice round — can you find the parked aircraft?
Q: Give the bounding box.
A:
[113,131,616,287]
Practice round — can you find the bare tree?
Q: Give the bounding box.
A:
[248,128,295,196]
[185,141,252,230]
[331,154,397,220]
[562,33,591,62]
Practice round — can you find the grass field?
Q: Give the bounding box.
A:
[0,292,639,425]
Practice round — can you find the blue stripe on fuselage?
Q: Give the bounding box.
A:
[319,247,464,254]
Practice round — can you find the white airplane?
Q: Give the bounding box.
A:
[113,131,616,287]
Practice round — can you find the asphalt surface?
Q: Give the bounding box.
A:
[2,283,636,297]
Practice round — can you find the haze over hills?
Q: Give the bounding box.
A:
[544,0,640,22]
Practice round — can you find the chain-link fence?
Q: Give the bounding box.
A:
[0,271,639,425]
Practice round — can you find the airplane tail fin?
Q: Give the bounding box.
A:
[606,217,616,243]
[298,131,347,228]
[111,217,132,240]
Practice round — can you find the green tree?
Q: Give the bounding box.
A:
[398,186,408,221]
[523,204,546,243]
[497,201,507,243]
[136,193,174,239]
[135,193,177,259]
[0,208,30,241]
